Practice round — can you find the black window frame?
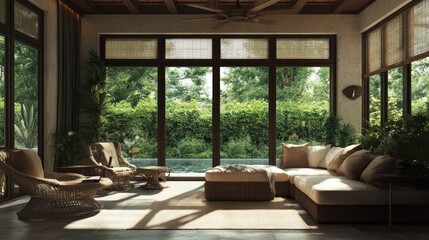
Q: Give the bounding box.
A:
[0,0,44,203]
[100,34,337,169]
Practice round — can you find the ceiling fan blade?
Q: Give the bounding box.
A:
[247,0,280,14]
[181,16,218,22]
[186,4,226,14]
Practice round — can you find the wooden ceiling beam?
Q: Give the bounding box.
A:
[164,0,178,14]
[122,0,140,14]
[291,0,309,14]
[333,0,353,14]
[72,0,96,13]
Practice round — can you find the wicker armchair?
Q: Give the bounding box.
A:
[0,149,112,221]
[85,142,136,190]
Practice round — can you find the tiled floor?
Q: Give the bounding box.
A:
[0,181,428,240]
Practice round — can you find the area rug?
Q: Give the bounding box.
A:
[130,184,310,230]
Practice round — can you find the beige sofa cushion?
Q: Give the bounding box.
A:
[284,168,336,185]
[294,175,429,205]
[337,150,375,180]
[318,147,343,169]
[360,155,396,187]
[11,149,44,178]
[280,143,309,169]
[327,144,362,172]
[306,145,331,168]
[205,165,288,182]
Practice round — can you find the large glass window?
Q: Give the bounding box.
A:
[369,75,382,126]
[104,66,158,166]
[388,67,403,121]
[276,67,330,165]
[165,67,212,173]
[411,57,429,115]
[0,0,43,203]
[14,42,39,150]
[220,67,268,165]
[100,35,335,173]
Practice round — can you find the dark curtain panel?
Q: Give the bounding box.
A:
[56,1,81,167]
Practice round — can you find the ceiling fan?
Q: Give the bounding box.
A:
[184,0,280,26]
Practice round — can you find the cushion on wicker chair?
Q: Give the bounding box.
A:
[96,142,120,167]
[11,149,44,178]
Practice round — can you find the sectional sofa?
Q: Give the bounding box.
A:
[205,143,429,223]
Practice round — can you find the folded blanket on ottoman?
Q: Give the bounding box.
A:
[209,164,276,195]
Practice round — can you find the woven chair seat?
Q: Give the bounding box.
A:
[0,149,112,221]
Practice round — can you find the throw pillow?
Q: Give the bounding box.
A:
[360,155,397,187]
[11,149,44,178]
[280,143,309,169]
[336,149,375,180]
[318,147,343,169]
[306,145,331,168]
[327,144,363,172]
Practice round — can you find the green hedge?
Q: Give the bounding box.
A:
[103,99,329,158]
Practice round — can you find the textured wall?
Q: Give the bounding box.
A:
[29,0,58,172]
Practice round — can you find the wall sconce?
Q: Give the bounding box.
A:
[342,85,362,100]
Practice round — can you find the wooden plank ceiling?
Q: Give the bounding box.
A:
[63,0,375,15]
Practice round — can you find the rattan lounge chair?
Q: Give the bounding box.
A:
[0,149,112,221]
[85,142,137,190]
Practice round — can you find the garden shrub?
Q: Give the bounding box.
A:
[103,98,331,158]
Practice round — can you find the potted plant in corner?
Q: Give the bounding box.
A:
[361,105,429,176]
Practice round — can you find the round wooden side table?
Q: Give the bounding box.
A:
[137,166,169,190]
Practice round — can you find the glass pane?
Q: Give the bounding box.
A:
[0,35,4,199]
[384,15,404,67]
[220,67,268,165]
[388,67,403,121]
[406,0,429,59]
[105,38,157,59]
[14,42,38,150]
[166,67,212,174]
[367,28,381,73]
[277,38,329,59]
[369,75,381,126]
[166,39,212,59]
[221,39,268,59]
[14,1,39,39]
[0,0,5,24]
[104,67,158,167]
[276,67,330,166]
[411,57,429,115]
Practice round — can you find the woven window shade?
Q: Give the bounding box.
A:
[221,38,268,59]
[105,38,157,59]
[277,38,329,59]
[406,0,429,60]
[384,15,404,68]
[0,0,5,24]
[366,28,381,74]
[166,39,212,59]
[14,1,39,39]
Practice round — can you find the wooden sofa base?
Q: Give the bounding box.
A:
[205,181,289,201]
[295,188,429,223]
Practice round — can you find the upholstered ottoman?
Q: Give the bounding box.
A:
[204,164,289,201]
